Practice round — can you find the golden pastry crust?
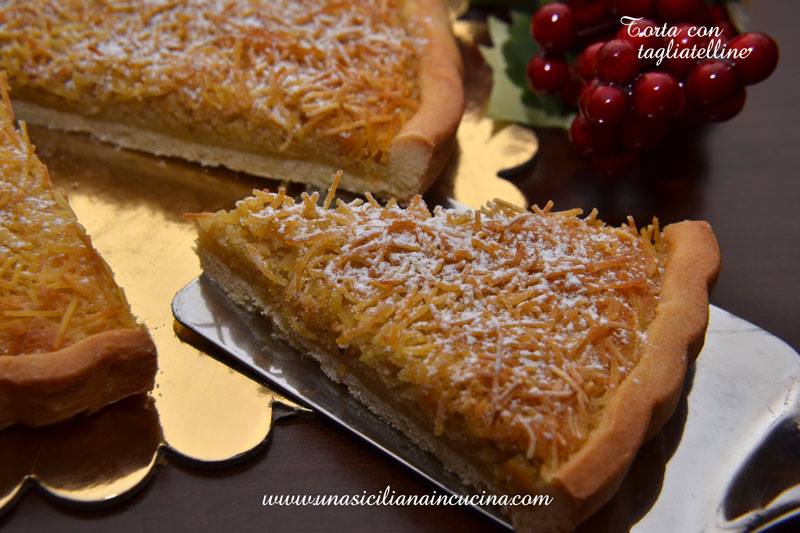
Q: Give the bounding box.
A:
[515,221,720,531]
[0,328,157,429]
[192,184,720,530]
[0,76,157,430]
[390,0,465,197]
[0,0,464,199]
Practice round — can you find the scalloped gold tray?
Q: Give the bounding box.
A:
[0,20,537,512]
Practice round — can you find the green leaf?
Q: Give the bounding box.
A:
[724,0,749,33]
[479,14,573,130]
[503,12,538,88]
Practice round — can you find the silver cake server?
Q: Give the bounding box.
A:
[172,276,800,531]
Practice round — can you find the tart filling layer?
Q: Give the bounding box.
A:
[195,186,667,481]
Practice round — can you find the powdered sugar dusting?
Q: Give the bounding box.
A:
[0,0,422,161]
[203,191,665,475]
[0,86,137,355]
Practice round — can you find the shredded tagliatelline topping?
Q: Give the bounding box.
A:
[196,180,666,477]
[0,78,136,356]
[0,0,422,163]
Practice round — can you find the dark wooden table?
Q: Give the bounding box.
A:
[4,2,798,531]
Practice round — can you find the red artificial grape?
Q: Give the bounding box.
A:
[579,80,598,113]
[526,54,570,94]
[532,3,576,53]
[709,5,731,24]
[663,24,709,79]
[569,115,616,155]
[569,0,614,29]
[693,5,713,25]
[616,18,664,65]
[686,60,738,105]
[672,81,693,120]
[592,150,638,175]
[621,115,669,150]
[615,0,656,17]
[701,8,737,39]
[578,80,600,111]
[703,87,746,121]
[727,32,779,85]
[577,42,604,82]
[633,72,682,119]
[596,39,640,84]
[717,22,737,42]
[657,0,703,23]
[582,82,628,125]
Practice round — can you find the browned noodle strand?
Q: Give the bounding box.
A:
[196,181,666,478]
[0,0,421,163]
[0,76,136,355]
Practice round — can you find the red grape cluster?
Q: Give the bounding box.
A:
[524,0,779,174]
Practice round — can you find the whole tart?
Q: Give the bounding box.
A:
[0,77,157,430]
[0,0,464,200]
[192,181,720,530]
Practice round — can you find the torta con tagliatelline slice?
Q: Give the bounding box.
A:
[0,77,157,430]
[0,0,463,200]
[191,178,719,530]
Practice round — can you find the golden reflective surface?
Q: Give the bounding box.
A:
[429,20,533,210]
[35,129,287,462]
[0,19,535,511]
[0,396,161,509]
